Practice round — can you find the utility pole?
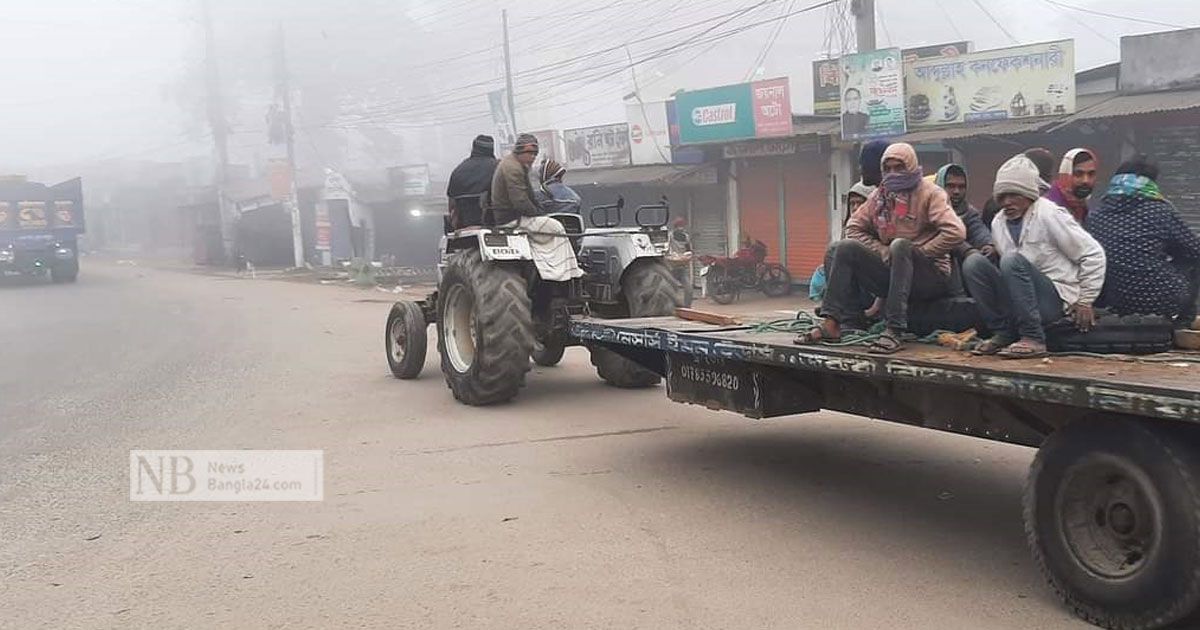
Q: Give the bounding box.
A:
[275,21,305,269]
[201,0,233,264]
[851,0,876,53]
[501,9,518,136]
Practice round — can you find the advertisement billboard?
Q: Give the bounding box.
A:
[841,48,906,141]
[813,42,969,116]
[626,102,672,165]
[676,78,793,144]
[563,123,632,170]
[904,40,1075,127]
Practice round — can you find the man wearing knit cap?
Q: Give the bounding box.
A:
[445,134,498,228]
[963,155,1106,359]
[801,142,966,354]
[490,133,583,281]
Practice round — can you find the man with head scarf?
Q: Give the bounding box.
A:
[531,158,581,214]
[1046,148,1099,224]
[800,143,966,354]
[1088,154,1200,325]
[446,135,498,228]
[490,133,583,281]
[935,163,993,259]
[963,155,1105,359]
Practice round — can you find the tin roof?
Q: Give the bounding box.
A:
[1064,87,1200,121]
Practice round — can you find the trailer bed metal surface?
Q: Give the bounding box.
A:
[570,315,1200,424]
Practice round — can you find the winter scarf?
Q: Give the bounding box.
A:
[1104,173,1164,201]
[874,143,923,224]
[1047,147,1096,222]
[934,163,968,213]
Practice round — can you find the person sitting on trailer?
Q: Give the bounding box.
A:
[799,142,966,354]
[1088,154,1200,326]
[963,155,1106,359]
[532,158,582,214]
[935,163,994,262]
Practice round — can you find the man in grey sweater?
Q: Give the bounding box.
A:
[963,155,1106,359]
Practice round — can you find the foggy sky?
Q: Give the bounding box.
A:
[1,0,1196,174]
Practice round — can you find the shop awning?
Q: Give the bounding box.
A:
[1064,87,1200,121]
[564,164,717,187]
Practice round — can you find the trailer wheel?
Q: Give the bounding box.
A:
[590,260,680,388]
[385,301,428,379]
[1025,419,1200,629]
[437,250,532,405]
[531,339,566,367]
[51,259,79,283]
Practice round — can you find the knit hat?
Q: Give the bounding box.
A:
[993,155,1041,201]
[848,181,876,200]
[859,140,889,186]
[515,133,539,154]
[471,134,495,158]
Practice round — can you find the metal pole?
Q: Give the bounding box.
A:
[852,0,876,53]
[277,22,305,269]
[502,9,518,136]
[201,0,233,264]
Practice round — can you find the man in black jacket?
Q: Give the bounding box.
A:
[446,135,498,228]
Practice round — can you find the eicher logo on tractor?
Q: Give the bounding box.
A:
[692,103,737,126]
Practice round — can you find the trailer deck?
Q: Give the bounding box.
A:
[570,313,1200,446]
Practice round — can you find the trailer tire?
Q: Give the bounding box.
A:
[591,260,680,388]
[385,301,428,379]
[531,339,566,367]
[1025,418,1200,630]
[437,250,532,405]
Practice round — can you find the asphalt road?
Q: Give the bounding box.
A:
[0,261,1090,629]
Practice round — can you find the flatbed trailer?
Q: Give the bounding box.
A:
[570,313,1200,630]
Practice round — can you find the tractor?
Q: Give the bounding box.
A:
[384,198,683,405]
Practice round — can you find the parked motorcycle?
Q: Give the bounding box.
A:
[699,239,792,305]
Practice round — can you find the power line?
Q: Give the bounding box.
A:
[969,0,1019,45]
[1041,0,1189,29]
[932,0,965,40]
[745,0,796,80]
[875,0,894,46]
[1038,0,1118,46]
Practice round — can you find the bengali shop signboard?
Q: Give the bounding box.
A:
[813,42,969,115]
[840,48,906,141]
[904,40,1075,128]
[676,78,793,144]
[564,123,632,170]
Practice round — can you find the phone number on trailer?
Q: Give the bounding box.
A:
[678,364,741,391]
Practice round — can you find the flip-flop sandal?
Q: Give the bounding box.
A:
[794,325,840,345]
[867,330,903,355]
[997,340,1048,359]
[971,336,1015,356]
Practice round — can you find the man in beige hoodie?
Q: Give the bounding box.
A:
[803,142,966,353]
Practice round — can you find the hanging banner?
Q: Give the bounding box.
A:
[676,78,793,144]
[814,42,969,116]
[904,40,1075,128]
[563,123,632,170]
[840,48,906,141]
[626,102,671,165]
[487,89,516,153]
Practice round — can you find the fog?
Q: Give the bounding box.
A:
[1,0,1196,182]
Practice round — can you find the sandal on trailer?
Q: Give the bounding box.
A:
[972,335,1017,356]
[997,339,1048,359]
[867,329,903,355]
[794,324,841,345]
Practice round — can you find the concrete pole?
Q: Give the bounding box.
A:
[852,0,876,53]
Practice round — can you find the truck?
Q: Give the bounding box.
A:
[0,176,84,283]
[569,311,1200,630]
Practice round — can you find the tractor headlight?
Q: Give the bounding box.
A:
[0,249,13,263]
[55,247,74,260]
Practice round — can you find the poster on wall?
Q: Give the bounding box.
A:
[563,123,632,170]
[814,42,969,116]
[841,48,906,141]
[626,102,672,165]
[904,40,1075,128]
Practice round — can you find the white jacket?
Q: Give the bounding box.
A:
[991,197,1106,308]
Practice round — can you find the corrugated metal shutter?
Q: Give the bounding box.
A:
[738,159,783,264]
[783,153,830,281]
[1147,126,1200,234]
[687,186,726,258]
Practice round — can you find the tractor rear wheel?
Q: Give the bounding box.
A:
[591,260,681,388]
[437,250,533,405]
